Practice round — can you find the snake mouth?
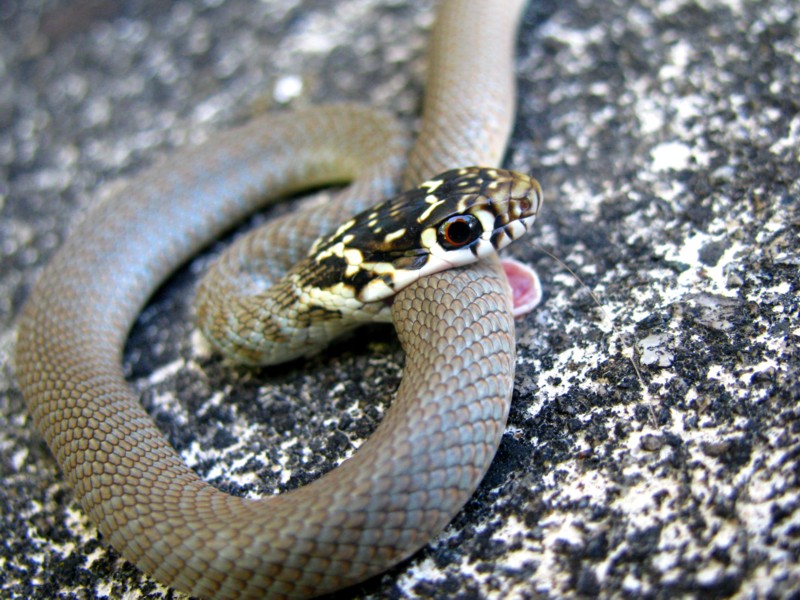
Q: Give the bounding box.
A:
[490,214,538,250]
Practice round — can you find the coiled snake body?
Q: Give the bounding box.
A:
[15,1,532,598]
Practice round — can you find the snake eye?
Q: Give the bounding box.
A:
[437,214,482,250]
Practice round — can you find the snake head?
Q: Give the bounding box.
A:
[306,166,542,304]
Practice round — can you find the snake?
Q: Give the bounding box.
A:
[15,1,532,599]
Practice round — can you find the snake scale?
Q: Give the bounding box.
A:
[15,0,531,598]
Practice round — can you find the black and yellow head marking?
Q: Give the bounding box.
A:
[304,166,542,305]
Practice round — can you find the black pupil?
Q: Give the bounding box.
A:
[447,218,472,244]
[443,216,481,248]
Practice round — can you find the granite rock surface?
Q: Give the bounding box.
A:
[1,0,798,598]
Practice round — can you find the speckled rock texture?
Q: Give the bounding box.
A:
[1,0,798,598]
